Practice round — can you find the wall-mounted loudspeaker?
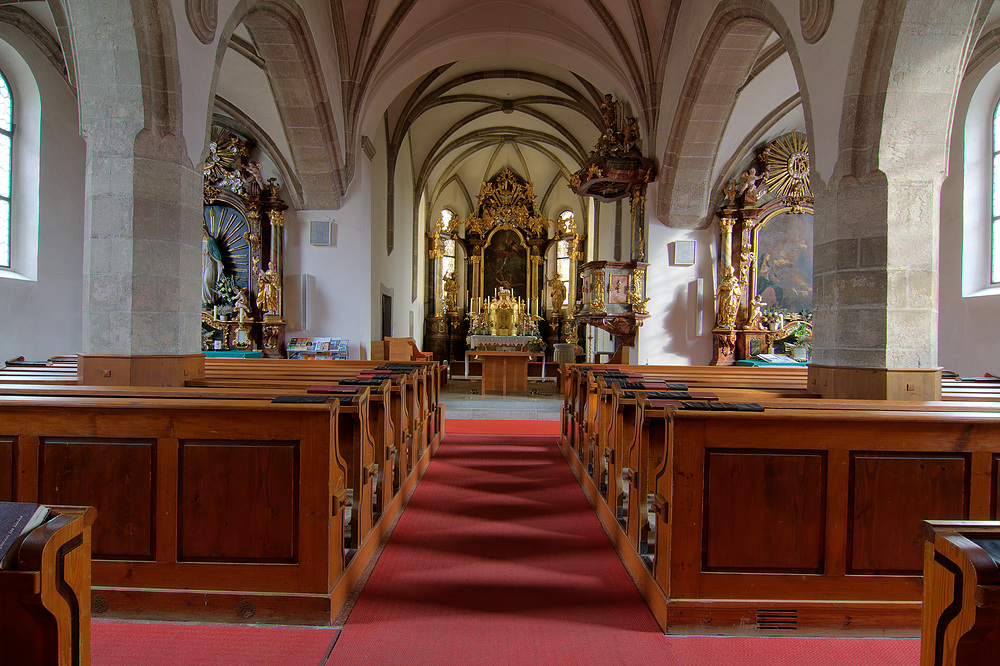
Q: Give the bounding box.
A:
[300,273,314,331]
[310,220,334,246]
[691,277,704,338]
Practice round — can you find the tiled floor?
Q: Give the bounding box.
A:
[440,376,561,420]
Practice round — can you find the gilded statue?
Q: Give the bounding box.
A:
[715,265,741,329]
[600,93,616,130]
[256,260,280,315]
[443,271,459,312]
[547,276,567,314]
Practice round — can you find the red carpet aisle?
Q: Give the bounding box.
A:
[329,419,920,665]
[91,620,338,665]
[331,424,668,664]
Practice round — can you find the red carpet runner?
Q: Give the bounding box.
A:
[329,421,918,665]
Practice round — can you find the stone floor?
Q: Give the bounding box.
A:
[439,376,561,420]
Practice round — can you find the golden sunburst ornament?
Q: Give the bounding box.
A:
[762,131,810,200]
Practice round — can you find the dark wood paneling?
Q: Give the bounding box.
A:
[178,440,297,562]
[704,449,826,573]
[0,437,12,501]
[39,438,155,559]
[849,453,969,574]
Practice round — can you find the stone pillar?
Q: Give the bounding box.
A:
[72,0,203,384]
[809,171,941,399]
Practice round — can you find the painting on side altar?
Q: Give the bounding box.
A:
[483,228,528,301]
[754,213,812,314]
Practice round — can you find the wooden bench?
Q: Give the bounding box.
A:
[0,505,97,665]
[558,394,1000,634]
[920,520,1000,666]
[0,394,431,625]
[559,364,815,470]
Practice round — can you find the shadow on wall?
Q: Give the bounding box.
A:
[659,281,710,362]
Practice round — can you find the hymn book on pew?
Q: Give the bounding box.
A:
[0,502,50,568]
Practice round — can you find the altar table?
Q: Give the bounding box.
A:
[464,351,544,395]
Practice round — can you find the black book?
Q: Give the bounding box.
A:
[0,502,50,569]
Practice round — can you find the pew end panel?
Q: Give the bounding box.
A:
[920,520,1000,666]
[0,505,97,666]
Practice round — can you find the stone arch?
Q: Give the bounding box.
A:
[656,1,811,230]
[838,0,991,183]
[210,0,345,210]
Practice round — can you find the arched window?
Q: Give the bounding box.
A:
[0,69,12,268]
[439,209,456,279]
[993,101,1000,283]
[556,211,574,288]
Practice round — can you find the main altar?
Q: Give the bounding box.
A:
[424,168,582,364]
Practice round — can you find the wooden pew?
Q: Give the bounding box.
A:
[920,520,1000,666]
[0,505,97,666]
[0,395,357,624]
[559,394,1000,634]
[197,358,444,453]
[0,380,407,541]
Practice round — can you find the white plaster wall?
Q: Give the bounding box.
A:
[639,202,716,366]
[282,160,371,361]
[0,27,86,361]
[368,126,421,352]
[938,50,1000,376]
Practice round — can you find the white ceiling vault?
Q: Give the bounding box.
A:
[214,0,802,232]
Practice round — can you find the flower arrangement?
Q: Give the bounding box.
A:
[515,316,540,337]
[213,274,241,307]
[468,312,490,335]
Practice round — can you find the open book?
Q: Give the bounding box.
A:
[755,353,801,363]
[0,502,50,568]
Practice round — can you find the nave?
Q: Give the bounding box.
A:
[327,411,918,665]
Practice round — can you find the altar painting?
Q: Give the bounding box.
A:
[754,213,812,314]
[483,228,528,301]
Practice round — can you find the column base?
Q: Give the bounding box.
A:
[807,365,941,401]
[78,354,206,387]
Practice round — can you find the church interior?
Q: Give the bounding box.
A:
[1,0,1000,662]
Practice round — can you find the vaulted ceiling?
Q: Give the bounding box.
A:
[213,1,803,229]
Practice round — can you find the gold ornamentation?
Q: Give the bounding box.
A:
[462,168,551,235]
[762,131,811,205]
[628,269,650,315]
[428,232,444,260]
[262,323,282,350]
[592,268,606,314]
[269,209,284,228]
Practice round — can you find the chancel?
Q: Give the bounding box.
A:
[1,1,999,663]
